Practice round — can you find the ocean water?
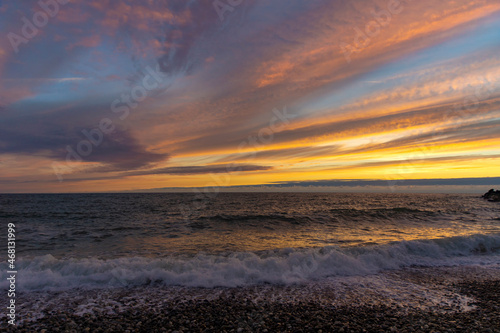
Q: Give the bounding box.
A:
[1,193,500,291]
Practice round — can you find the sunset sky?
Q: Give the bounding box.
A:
[1,0,500,193]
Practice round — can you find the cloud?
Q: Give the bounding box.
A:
[215,145,341,164]
[0,102,168,170]
[262,177,500,188]
[0,125,167,170]
[168,93,500,157]
[1,0,500,191]
[66,35,101,51]
[124,177,500,193]
[25,163,274,184]
[127,164,273,176]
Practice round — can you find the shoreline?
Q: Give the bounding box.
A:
[2,265,499,332]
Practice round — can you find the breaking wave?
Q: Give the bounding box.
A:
[2,233,499,291]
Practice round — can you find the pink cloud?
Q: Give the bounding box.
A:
[65,35,101,51]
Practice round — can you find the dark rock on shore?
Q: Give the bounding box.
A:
[482,189,500,202]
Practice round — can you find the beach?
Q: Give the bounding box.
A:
[3,265,500,332]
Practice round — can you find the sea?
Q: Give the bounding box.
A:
[1,192,500,320]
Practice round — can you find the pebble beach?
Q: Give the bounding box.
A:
[3,265,499,332]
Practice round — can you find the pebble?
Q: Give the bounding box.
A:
[2,280,499,333]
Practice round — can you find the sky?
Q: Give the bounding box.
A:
[0,0,499,193]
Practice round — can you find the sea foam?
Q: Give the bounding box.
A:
[2,233,499,291]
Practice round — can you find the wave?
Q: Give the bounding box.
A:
[198,213,306,224]
[2,234,499,291]
[191,208,437,227]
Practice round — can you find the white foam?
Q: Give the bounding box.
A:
[1,233,499,291]
[7,265,499,324]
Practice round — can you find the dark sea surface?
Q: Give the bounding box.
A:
[1,193,499,290]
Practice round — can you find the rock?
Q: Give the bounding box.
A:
[481,189,500,202]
